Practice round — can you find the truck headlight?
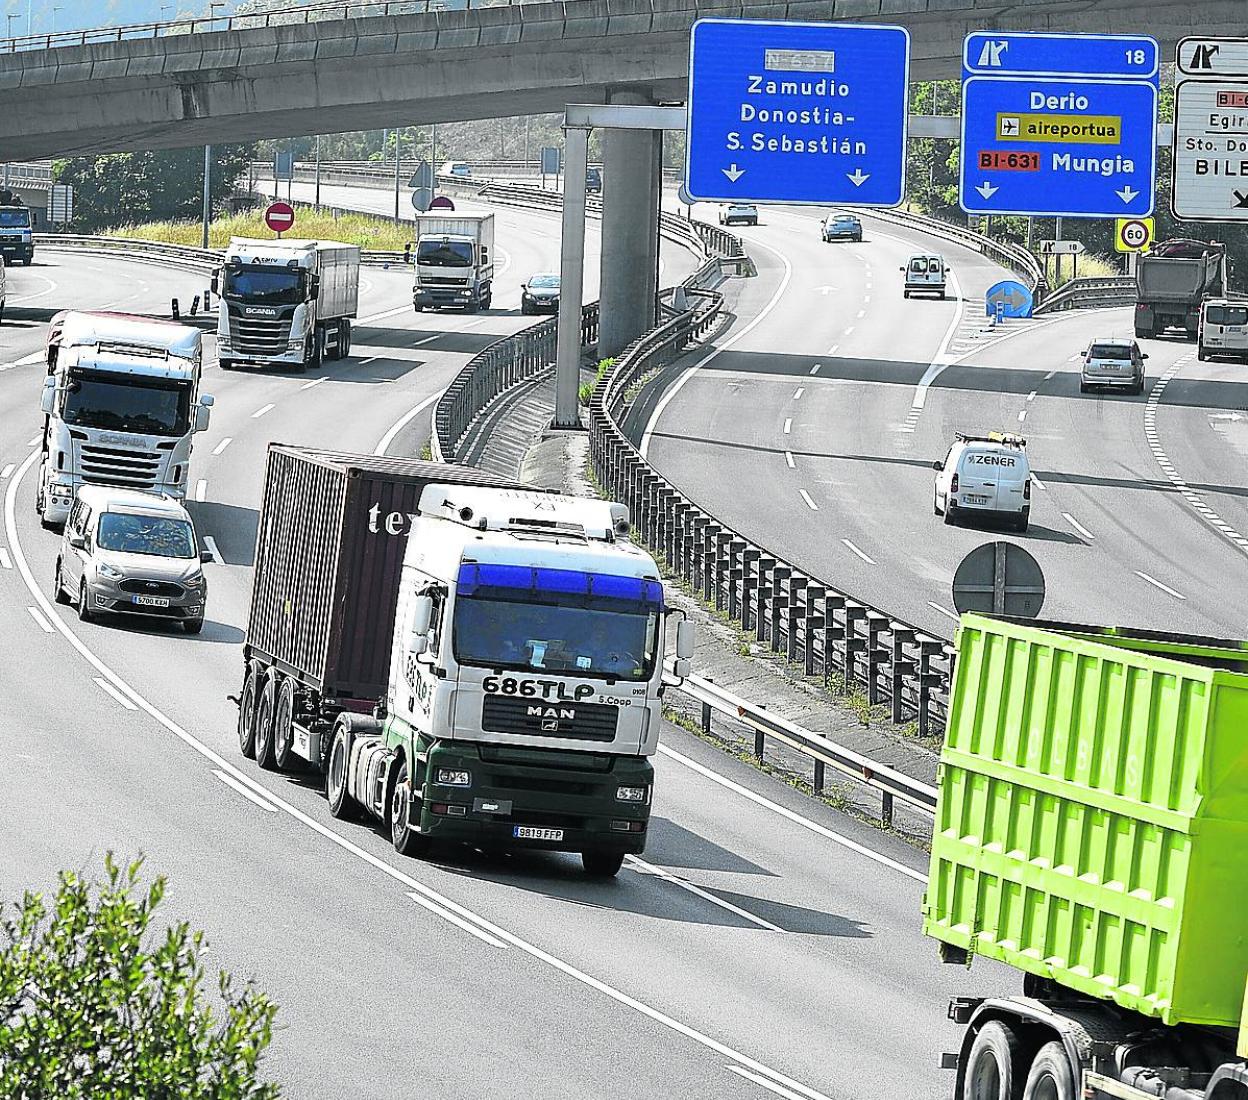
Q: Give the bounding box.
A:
[616,785,649,803]
[436,768,471,787]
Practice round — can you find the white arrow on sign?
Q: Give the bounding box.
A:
[1116,186,1139,204]
[976,181,999,200]
[847,168,870,187]
[722,164,745,183]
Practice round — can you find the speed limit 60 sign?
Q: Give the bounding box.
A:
[1115,217,1154,253]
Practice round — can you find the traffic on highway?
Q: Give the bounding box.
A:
[2,13,1248,1100]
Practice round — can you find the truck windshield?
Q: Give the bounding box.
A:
[222,266,305,305]
[97,513,196,558]
[452,564,663,682]
[62,370,191,437]
[0,209,31,227]
[417,240,473,268]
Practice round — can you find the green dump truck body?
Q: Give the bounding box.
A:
[924,615,1248,1029]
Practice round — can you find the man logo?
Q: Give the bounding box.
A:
[977,40,1008,68]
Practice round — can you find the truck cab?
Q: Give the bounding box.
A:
[412,214,494,313]
[0,193,35,265]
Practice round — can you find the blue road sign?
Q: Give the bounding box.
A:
[684,19,910,206]
[274,151,294,181]
[985,279,1033,319]
[959,31,1158,219]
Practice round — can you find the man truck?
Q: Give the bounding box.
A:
[0,190,34,266]
[36,312,212,528]
[214,237,359,371]
[925,613,1248,1100]
[1134,238,1227,340]
[412,213,494,312]
[236,446,694,877]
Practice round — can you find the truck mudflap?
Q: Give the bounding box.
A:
[414,741,653,854]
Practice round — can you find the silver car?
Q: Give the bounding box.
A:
[1080,338,1146,394]
[54,485,211,633]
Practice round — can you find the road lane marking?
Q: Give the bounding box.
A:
[356,303,412,325]
[27,605,53,633]
[194,479,207,503]
[358,355,383,366]
[375,391,445,456]
[792,387,804,400]
[863,294,871,303]
[639,235,793,460]
[300,378,326,390]
[1,465,14,479]
[26,436,39,447]
[1026,391,1037,402]
[840,538,876,565]
[905,264,966,420]
[1061,513,1095,541]
[251,403,275,419]
[798,489,818,511]
[843,326,854,336]
[406,891,508,950]
[1017,410,1027,423]
[782,418,792,435]
[0,548,10,569]
[203,535,223,565]
[1135,571,1186,600]
[809,363,821,375]
[927,602,960,624]
[784,451,796,469]
[1031,476,1045,492]
[728,1065,812,1100]
[211,437,233,456]
[626,855,784,933]
[658,744,926,883]
[95,676,138,711]
[827,344,838,356]
[214,769,279,814]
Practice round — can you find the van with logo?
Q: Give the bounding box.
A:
[902,253,947,299]
[933,432,1031,532]
[1198,299,1248,362]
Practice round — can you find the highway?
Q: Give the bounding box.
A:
[0,211,1010,1099]
[637,203,1248,641]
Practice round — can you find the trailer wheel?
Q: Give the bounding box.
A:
[326,722,360,820]
[387,757,430,858]
[965,1020,1023,1100]
[272,677,297,771]
[340,319,352,359]
[237,663,261,758]
[254,674,279,771]
[1021,1042,1075,1100]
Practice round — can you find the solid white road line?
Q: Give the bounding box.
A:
[374,391,445,457]
[203,535,223,566]
[251,403,275,419]
[1062,513,1096,541]
[728,1065,812,1100]
[94,677,138,711]
[194,479,207,503]
[658,744,927,884]
[784,451,796,469]
[214,770,279,814]
[840,538,876,565]
[798,489,819,511]
[26,436,39,447]
[27,605,54,633]
[1,465,13,479]
[0,548,10,570]
[1135,571,1186,600]
[639,235,794,460]
[406,891,509,950]
[926,602,960,624]
[906,264,968,415]
[626,855,784,933]
[782,418,793,435]
[300,378,326,390]
[211,437,233,456]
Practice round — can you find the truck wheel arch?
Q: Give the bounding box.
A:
[957,1001,1095,1100]
[1209,1066,1248,1100]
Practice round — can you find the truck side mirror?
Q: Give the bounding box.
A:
[933,460,944,471]
[40,377,55,415]
[200,547,214,563]
[210,272,219,295]
[194,394,213,433]
[309,274,321,297]
[481,248,489,264]
[411,594,434,637]
[675,620,696,662]
[69,534,85,550]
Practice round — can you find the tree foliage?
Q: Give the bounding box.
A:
[0,854,280,1100]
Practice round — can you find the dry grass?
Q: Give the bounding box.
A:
[103,208,412,252]
[1043,251,1121,289]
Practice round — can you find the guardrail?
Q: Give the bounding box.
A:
[34,232,411,270]
[1032,275,1136,314]
[268,160,685,185]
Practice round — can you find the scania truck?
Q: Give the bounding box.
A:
[214,238,359,371]
[925,614,1248,1100]
[412,213,494,312]
[236,446,693,877]
[36,312,213,528]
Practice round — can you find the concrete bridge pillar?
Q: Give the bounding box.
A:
[597,89,662,359]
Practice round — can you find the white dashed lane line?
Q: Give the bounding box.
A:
[1062,513,1095,541]
[300,378,326,391]
[211,437,233,456]
[841,538,876,565]
[1,464,13,479]
[0,547,11,570]
[792,387,804,400]
[798,489,819,511]
[782,418,793,435]
[26,606,54,633]
[927,602,960,624]
[785,452,796,469]
[194,480,208,503]
[1135,570,1186,601]
[251,403,275,419]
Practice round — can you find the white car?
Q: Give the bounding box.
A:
[902,253,947,299]
[933,432,1031,532]
[718,203,758,227]
[1081,338,1146,394]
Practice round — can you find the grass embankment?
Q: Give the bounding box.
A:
[1042,251,1122,289]
[103,208,412,251]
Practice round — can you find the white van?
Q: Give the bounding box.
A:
[902,253,947,299]
[933,432,1031,532]
[1198,299,1248,362]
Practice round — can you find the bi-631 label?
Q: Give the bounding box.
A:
[482,676,594,701]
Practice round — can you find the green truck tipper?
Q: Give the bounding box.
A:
[924,614,1248,1100]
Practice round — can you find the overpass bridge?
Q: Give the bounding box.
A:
[0,0,1233,162]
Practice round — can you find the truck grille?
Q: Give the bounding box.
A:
[80,444,161,489]
[421,276,467,286]
[119,579,184,598]
[481,696,619,742]
[230,315,292,356]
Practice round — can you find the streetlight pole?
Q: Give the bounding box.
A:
[201,145,212,249]
[315,134,322,207]
[394,128,401,221]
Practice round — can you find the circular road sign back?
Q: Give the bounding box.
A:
[429,195,455,211]
[952,541,1046,619]
[677,184,694,206]
[264,201,295,234]
[411,188,434,213]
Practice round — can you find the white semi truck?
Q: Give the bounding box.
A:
[214,238,360,371]
[238,446,693,876]
[36,312,213,528]
[412,213,494,312]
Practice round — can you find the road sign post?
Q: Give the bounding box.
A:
[1172,41,1248,220]
[959,31,1158,218]
[264,200,295,237]
[684,19,910,206]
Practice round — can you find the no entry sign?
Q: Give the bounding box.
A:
[264,201,295,234]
